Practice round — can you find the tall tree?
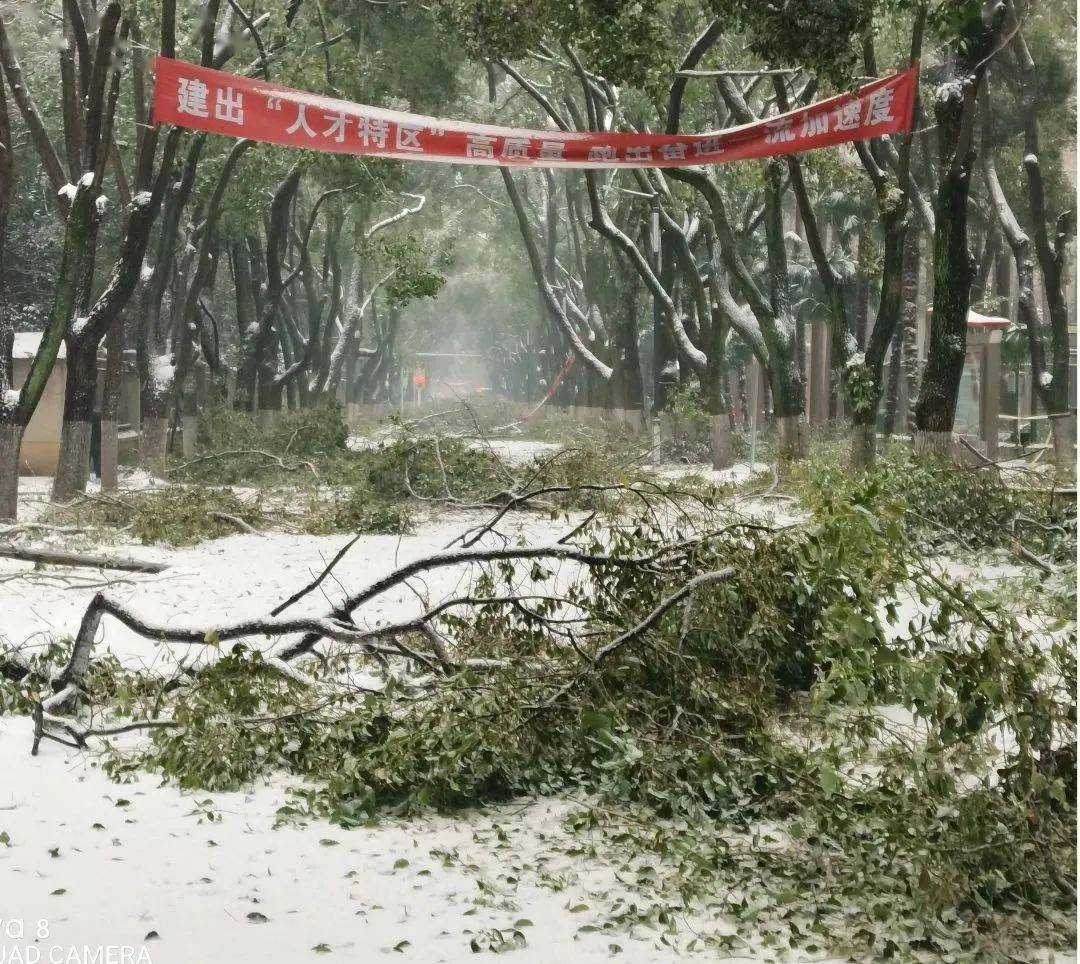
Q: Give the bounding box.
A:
[913,0,1005,454]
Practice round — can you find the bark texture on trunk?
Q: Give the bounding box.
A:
[140,415,167,476]
[913,3,1002,437]
[53,418,92,502]
[99,418,118,491]
[776,414,807,461]
[710,414,732,470]
[0,421,23,519]
[851,422,876,470]
[914,95,976,437]
[1051,412,1075,471]
[181,413,198,458]
[100,314,123,492]
[52,338,98,502]
[913,430,954,458]
[885,232,921,435]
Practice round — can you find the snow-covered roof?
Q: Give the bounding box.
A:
[966,309,1011,331]
[926,309,1012,331]
[12,332,66,360]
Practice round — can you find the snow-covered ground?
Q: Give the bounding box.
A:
[0,472,1071,964]
[649,460,770,487]
[466,438,564,466]
[0,480,810,964]
[344,433,564,468]
[0,505,582,670]
[0,721,748,964]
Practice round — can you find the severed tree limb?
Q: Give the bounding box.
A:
[208,511,262,535]
[50,531,717,709]
[537,567,736,712]
[0,544,168,573]
[271,532,364,616]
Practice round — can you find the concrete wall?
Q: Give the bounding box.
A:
[13,356,66,476]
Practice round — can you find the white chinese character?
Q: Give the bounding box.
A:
[501,137,532,160]
[466,134,497,159]
[864,87,895,126]
[357,117,390,148]
[322,110,349,142]
[693,136,724,157]
[798,112,829,138]
[537,140,565,160]
[587,145,617,162]
[833,100,862,131]
[285,103,316,137]
[214,86,244,125]
[177,77,209,118]
[396,124,423,152]
[764,118,795,145]
[625,145,652,162]
[660,142,687,161]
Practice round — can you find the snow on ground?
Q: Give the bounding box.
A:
[0,464,793,671]
[464,438,564,466]
[345,432,564,469]
[0,473,822,964]
[0,721,753,964]
[649,460,770,487]
[2,474,1071,964]
[0,505,582,670]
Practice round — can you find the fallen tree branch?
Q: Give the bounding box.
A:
[276,539,696,661]
[271,532,364,616]
[208,511,262,535]
[0,544,168,573]
[166,448,320,481]
[536,567,737,713]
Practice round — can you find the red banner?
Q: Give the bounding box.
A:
[152,57,917,169]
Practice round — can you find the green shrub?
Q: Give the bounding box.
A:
[175,405,349,485]
[797,442,1076,559]
[340,435,510,503]
[299,486,413,535]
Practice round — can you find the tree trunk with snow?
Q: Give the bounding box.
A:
[0,68,14,518]
[982,67,1074,470]
[139,356,174,474]
[0,182,95,515]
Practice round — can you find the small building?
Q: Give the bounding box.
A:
[11,332,67,476]
[11,333,140,476]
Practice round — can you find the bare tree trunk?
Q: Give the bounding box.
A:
[140,407,168,474]
[653,232,677,412]
[0,421,23,519]
[884,231,921,437]
[913,3,1002,452]
[982,71,1073,469]
[913,118,974,450]
[0,69,13,518]
[854,228,870,351]
[52,337,97,502]
[99,313,123,491]
[902,235,922,435]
